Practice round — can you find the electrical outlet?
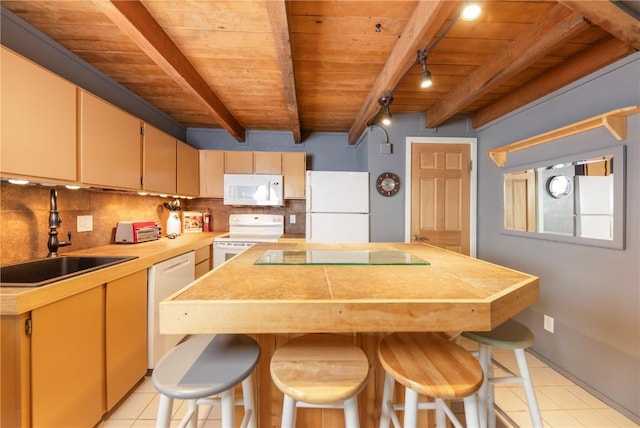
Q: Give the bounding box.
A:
[290,214,296,224]
[544,315,554,333]
[77,215,93,232]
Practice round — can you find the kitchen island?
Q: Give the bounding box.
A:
[160,242,538,427]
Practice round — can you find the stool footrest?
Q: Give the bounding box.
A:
[385,398,466,428]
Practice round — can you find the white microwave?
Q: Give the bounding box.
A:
[223,174,284,206]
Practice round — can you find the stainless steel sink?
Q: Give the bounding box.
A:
[0,256,138,287]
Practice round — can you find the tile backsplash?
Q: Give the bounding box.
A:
[0,182,305,265]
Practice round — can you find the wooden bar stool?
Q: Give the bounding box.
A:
[152,334,260,428]
[270,334,370,428]
[462,319,543,428]
[378,332,484,428]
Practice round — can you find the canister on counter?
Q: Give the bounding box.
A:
[203,209,211,232]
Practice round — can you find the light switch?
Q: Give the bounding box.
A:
[77,215,93,232]
[290,214,296,224]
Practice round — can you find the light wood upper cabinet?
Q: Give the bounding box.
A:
[199,150,225,198]
[224,151,254,174]
[31,286,105,428]
[254,151,282,174]
[225,151,283,174]
[1,47,77,183]
[79,90,142,189]
[282,152,306,199]
[177,140,199,197]
[105,271,148,411]
[143,124,176,194]
[205,150,306,199]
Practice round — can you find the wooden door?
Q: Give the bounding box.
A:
[504,169,536,232]
[411,143,471,254]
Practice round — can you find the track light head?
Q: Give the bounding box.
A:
[418,51,432,89]
[378,95,394,126]
[420,69,433,89]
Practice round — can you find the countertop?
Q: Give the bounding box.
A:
[159,242,539,334]
[0,232,223,315]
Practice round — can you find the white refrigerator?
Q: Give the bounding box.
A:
[306,171,370,242]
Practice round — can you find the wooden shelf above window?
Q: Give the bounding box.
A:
[487,105,640,167]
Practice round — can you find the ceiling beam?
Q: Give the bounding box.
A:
[266,0,302,144]
[425,3,589,128]
[558,0,640,50]
[473,37,634,128]
[347,0,460,145]
[95,0,245,142]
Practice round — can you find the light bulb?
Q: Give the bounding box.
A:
[461,3,481,20]
[420,70,433,88]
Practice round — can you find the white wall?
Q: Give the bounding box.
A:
[477,53,640,421]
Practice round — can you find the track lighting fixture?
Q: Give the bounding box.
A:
[461,1,482,20]
[369,8,480,129]
[417,50,432,89]
[378,95,394,126]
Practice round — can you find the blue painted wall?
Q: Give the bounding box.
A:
[476,53,640,420]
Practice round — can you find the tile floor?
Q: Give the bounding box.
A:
[99,338,639,428]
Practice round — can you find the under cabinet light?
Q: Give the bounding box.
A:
[8,179,29,185]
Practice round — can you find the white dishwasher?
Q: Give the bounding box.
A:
[147,251,195,369]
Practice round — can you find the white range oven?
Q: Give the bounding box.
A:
[213,214,284,268]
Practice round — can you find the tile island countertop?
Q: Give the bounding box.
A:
[159,242,539,335]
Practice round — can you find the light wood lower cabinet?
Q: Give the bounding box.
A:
[1,271,148,427]
[194,245,212,278]
[0,313,31,428]
[105,270,148,410]
[31,286,105,428]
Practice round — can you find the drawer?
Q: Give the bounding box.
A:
[195,260,210,279]
[194,246,210,265]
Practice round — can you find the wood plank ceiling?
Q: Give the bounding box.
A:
[2,1,638,145]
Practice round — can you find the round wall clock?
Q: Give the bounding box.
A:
[376,172,401,197]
